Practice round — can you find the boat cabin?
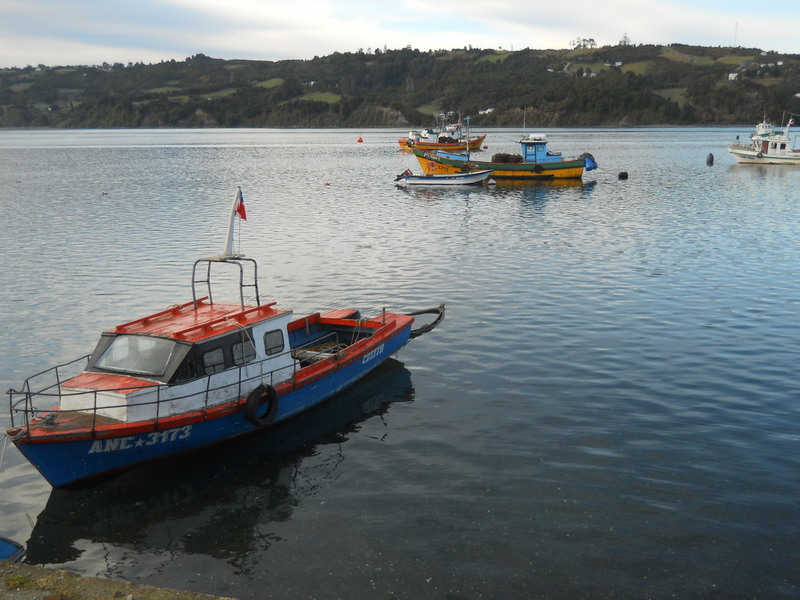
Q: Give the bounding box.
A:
[519,134,563,164]
[59,257,297,422]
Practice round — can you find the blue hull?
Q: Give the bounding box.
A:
[15,327,411,488]
[0,537,24,563]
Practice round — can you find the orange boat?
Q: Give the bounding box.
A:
[399,132,487,152]
[398,113,486,152]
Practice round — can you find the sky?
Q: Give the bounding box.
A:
[1,0,798,69]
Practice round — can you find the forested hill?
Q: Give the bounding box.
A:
[2,44,800,129]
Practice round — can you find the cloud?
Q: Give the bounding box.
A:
[0,0,797,68]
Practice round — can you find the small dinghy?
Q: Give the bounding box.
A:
[394,168,493,187]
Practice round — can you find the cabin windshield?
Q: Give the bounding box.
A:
[94,334,178,377]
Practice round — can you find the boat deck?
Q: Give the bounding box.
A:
[23,409,124,439]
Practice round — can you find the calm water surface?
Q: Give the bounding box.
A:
[1,127,799,599]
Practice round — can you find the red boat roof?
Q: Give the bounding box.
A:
[110,297,289,343]
[63,371,158,392]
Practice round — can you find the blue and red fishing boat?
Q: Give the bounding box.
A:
[6,189,444,488]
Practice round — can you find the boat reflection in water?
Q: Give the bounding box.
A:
[25,358,414,569]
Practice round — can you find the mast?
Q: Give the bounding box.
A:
[465,115,471,160]
[222,187,245,259]
[195,187,258,309]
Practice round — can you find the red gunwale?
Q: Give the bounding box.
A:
[24,398,245,443]
[291,314,412,387]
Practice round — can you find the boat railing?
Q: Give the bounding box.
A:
[6,326,376,436]
[7,350,294,435]
[7,355,91,427]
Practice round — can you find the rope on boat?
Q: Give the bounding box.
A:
[351,317,369,347]
[407,303,446,338]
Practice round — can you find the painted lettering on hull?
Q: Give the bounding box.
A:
[88,425,192,454]
[361,344,385,365]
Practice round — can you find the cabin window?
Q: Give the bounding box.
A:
[264,329,285,356]
[95,334,176,377]
[233,338,256,365]
[203,348,226,374]
[172,355,198,383]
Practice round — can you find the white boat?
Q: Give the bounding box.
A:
[728,113,800,164]
[394,169,494,187]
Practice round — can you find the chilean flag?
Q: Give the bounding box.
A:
[235,188,247,220]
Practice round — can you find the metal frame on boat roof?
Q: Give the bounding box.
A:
[191,256,261,311]
[191,187,261,311]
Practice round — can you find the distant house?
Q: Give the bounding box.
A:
[728,73,738,81]
[479,108,495,115]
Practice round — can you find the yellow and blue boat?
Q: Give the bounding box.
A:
[411,134,597,181]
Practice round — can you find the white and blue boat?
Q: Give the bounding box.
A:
[6,189,444,488]
[728,112,800,164]
[394,168,494,186]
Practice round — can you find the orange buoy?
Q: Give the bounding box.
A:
[357,137,363,143]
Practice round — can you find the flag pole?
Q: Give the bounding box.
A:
[223,187,245,259]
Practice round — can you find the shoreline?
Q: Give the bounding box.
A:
[1,562,237,600]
